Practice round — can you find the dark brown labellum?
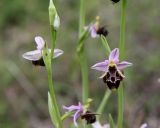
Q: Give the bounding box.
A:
[111,0,120,3]
[96,26,108,37]
[102,65,124,89]
[106,79,121,89]
[32,58,45,66]
[81,111,97,124]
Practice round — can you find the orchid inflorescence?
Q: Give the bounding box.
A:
[21,0,148,127]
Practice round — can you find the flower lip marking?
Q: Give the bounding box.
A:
[102,65,124,89]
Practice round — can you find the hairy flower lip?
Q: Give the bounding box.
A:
[81,111,98,124]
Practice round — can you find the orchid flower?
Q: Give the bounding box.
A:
[63,100,97,127]
[92,121,110,128]
[140,123,148,128]
[22,36,63,66]
[63,102,84,127]
[92,122,147,128]
[89,16,108,38]
[91,48,132,89]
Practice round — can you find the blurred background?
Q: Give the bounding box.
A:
[0,0,160,128]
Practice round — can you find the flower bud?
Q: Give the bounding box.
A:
[53,13,60,30]
[49,0,60,30]
[49,0,56,24]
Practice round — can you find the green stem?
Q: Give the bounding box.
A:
[79,0,88,103]
[47,25,62,127]
[118,0,127,128]
[79,49,89,103]
[119,0,126,59]
[117,84,124,128]
[79,0,85,36]
[96,90,111,120]
[96,36,112,120]
[47,64,62,128]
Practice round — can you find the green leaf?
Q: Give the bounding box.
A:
[48,92,58,126]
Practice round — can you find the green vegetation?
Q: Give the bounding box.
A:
[0,0,160,127]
